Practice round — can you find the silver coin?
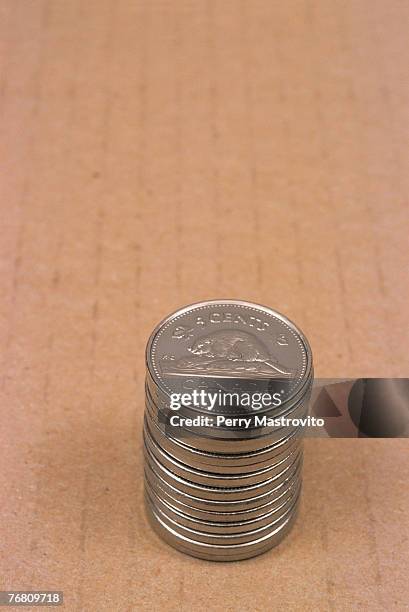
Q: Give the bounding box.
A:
[144,418,302,479]
[144,458,302,513]
[144,441,302,502]
[145,497,300,561]
[145,490,300,545]
[144,301,311,561]
[145,480,301,533]
[144,473,301,523]
[144,425,302,487]
[144,415,302,472]
[146,300,312,414]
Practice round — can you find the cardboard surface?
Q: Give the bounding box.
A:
[1,1,408,610]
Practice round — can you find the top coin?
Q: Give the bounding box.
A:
[146,300,313,416]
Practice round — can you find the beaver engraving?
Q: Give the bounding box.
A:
[189,330,268,360]
[183,330,291,375]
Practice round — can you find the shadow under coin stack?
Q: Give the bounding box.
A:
[143,300,313,561]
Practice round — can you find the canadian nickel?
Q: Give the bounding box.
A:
[144,426,301,487]
[143,415,302,472]
[144,442,302,502]
[146,300,313,417]
[145,480,301,533]
[145,491,300,545]
[144,470,302,522]
[144,457,303,512]
[145,497,300,561]
[143,301,312,562]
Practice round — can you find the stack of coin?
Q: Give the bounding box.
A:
[144,300,313,561]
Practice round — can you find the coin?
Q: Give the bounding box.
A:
[145,491,300,545]
[146,300,312,415]
[143,300,312,561]
[144,423,301,485]
[144,415,302,472]
[144,469,302,522]
[145,499,300,562]
[144,441,302,502]
[144,426,301,487]
[144,455,303,512]
[145,479,301,533]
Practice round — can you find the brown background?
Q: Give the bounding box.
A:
[1,1,408,610]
